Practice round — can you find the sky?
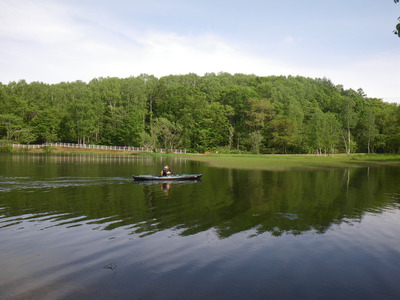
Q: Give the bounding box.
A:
[0,0,399,104]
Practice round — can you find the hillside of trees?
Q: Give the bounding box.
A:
[0,73,399,154]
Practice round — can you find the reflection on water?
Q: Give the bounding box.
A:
[0,176,129,193]
[6,152,189,165]
[1,153,400,299]
[0,154,399,238]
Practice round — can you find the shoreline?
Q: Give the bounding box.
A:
[3,147,400,170]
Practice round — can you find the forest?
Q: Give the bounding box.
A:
[0,73,399,154]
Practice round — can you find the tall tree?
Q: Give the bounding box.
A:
[31,108,61,143]
[268,115,301,154]
[340,96,358,155]
[194,102,234,151]
[359,107,379,153]
[249,131,263,154]
[245,97,275,131]
[60,81,97,144]
[139,74,158,127]
[308,110,325,154]
[308,111,341,155]
[0,113,23,141]
[321,112,341,154]
[152,117,182,152]
[219,86,258,149]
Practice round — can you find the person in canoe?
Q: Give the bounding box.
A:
[161,165,173,176]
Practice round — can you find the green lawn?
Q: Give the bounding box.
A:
[179,153,400,170]
[9,146,400,171]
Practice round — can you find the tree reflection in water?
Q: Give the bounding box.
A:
[0,154,399,239]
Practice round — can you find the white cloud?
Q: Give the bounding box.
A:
[0,1,81,43]
[133,31,297,77]
[0,0,398,105]
[281,36,297,46]
[324,52,400,103]
[0,0,297,83]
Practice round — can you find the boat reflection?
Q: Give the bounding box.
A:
[132,179,202,185]
[161,182,171,195]
[133,179,201,197]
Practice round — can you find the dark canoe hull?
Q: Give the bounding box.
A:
[132,174,203,181]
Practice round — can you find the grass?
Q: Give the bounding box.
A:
[20,146,140,155]
[6,146,400,170]
[180,153,400,170]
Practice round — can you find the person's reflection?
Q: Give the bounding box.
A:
[161,182,171,197]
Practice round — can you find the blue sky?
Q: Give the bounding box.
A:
[1,0,399,103]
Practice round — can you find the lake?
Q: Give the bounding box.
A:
[1,153,400,299]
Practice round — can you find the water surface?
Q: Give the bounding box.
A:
[1,153,399,299]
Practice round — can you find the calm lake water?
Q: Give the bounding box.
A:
[1,153,400,300]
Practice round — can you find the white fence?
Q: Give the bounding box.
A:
[11,143,188,154]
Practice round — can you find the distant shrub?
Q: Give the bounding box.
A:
[0,142,13,152]
[211,146,249,154]
[42,146,54,153]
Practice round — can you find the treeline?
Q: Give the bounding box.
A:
[0,73,399,154]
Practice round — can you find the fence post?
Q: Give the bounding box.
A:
[7,142,187,154]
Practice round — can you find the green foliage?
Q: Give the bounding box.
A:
[31,108,61,143]
[0,142,13,153]
[42,145,54,153]
[0,113,23,141]
[0,74,399,154]
[307,110,341,154]
[151,117,183,152]
[249,131,264,154]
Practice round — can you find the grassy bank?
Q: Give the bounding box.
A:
[135,152,400,170]
[7,146,140,155]
[180,153,400,170]
[4,145,400,170]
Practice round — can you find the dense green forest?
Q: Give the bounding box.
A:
[0,73,399,154]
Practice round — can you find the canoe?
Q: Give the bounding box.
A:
[132,174,203,181]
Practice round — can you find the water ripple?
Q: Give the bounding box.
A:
[0,176,131,192]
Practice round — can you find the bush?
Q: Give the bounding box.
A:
[0,141,13,152]
[212,146,249,154]
[42,146,54,153]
